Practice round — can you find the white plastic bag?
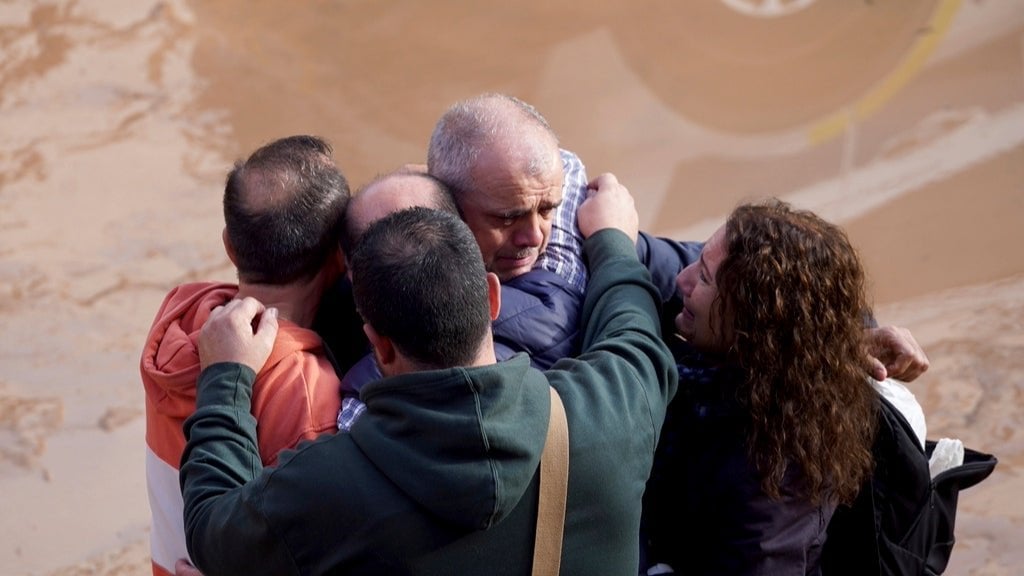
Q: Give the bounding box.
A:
[928,437,965,478]
[871,378,927,451]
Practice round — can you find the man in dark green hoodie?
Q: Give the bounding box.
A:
[180,173,677,575]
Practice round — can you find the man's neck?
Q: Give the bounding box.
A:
[383,333,499,378]
[236,279,325,328]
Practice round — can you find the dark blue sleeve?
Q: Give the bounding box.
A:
[634,231,703,338]
[341,353,381,397]
[635,231,703,304]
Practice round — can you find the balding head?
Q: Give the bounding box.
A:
[341,169,458,265]
[223,135,350,285]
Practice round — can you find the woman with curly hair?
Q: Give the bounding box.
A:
[642,199,879,575]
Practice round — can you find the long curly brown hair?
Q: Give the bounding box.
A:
[714,199,878,506]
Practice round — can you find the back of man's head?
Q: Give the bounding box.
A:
[340,169,459,259]
[352,207,491,369]
[224,135,350,285]
[426,93,558,197]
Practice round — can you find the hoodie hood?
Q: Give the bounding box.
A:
[350,354,549,530]
[142,281,336,467]
[141,281,328,418]
[141,282,237,419]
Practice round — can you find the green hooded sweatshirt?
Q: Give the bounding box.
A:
[181,229,678,575]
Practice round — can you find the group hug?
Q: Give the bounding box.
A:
[141,93,992,576]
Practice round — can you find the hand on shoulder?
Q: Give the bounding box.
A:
[199,297,279,372]
[577,172,638,242]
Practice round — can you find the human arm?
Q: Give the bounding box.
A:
[575,171,678,431]
[864,325,929,381]
[533,171,680,576]
[636,232,703,304]
[340,352,381,396]
[180,298,300,576]
[634,231,704,340]
[197,297,278,371]
[545,174,678,575]
[335,353,379,431]
[577,172,638,241]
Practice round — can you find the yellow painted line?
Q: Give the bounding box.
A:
[808,0,962,145]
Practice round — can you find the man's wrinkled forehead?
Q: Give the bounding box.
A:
[463,178,561,217]
[466,155,562,206]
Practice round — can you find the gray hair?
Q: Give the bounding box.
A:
[427,93,559,196]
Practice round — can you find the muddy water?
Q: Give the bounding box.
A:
[1,1,1022,574]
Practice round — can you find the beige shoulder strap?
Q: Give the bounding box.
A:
[532,386,570,576]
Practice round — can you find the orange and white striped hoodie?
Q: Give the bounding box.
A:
[140,282,341,576]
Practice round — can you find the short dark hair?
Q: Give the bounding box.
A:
[351,207,491,368]
[339,170,459,258]
[223,135,350,285]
